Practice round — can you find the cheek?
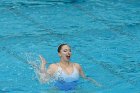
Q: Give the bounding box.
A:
[61,52,66,55]
[59,52,66,56]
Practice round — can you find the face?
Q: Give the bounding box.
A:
[58,45,71,62]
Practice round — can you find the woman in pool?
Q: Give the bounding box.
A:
[38,44,101,90]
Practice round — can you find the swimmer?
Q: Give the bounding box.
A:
[38,44,102,90]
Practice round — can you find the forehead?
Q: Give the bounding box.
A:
[61,45,70,50]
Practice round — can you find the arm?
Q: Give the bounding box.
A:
[76,63,102,87]
[39,55,47,73]
[38,55,55,83]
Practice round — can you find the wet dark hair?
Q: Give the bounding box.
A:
[57,44,68,53]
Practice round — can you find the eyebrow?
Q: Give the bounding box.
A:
[63,49,71,51]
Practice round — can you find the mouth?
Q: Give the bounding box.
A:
[66,55,70,59]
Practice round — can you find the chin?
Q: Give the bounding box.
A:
[66,59,70,62]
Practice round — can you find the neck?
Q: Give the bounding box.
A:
[60,59,70,66]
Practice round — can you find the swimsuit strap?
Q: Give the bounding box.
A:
[57,63,78,75]
[56,63,62,72]
[54,63,79,82]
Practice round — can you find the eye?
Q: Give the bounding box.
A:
[63,50,67,52]
[63,49,71,52]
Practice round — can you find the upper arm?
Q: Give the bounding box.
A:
[74,63,86,78]
[46,64,57,76]
[39,64,57,83]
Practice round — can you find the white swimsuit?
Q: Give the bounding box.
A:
[54,63,79,82]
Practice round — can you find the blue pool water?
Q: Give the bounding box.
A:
[0,0,140,93]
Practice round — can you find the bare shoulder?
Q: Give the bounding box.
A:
[49,63,57,67]
[73,62,82,70]
[48,63,58,71]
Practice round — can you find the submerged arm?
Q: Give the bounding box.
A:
[77,63,102,87]
[84,77,102,87]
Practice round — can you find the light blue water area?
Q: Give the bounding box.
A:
[0,0,140,93]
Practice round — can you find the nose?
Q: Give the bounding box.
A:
[68,52,71,55]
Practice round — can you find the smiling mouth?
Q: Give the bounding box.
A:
[66,56,70,59]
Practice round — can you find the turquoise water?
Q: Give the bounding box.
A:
[0,0,140,93]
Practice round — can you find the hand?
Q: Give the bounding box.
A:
[94,82,102,87]
[39,55,47,65]
[86,77,103,87]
